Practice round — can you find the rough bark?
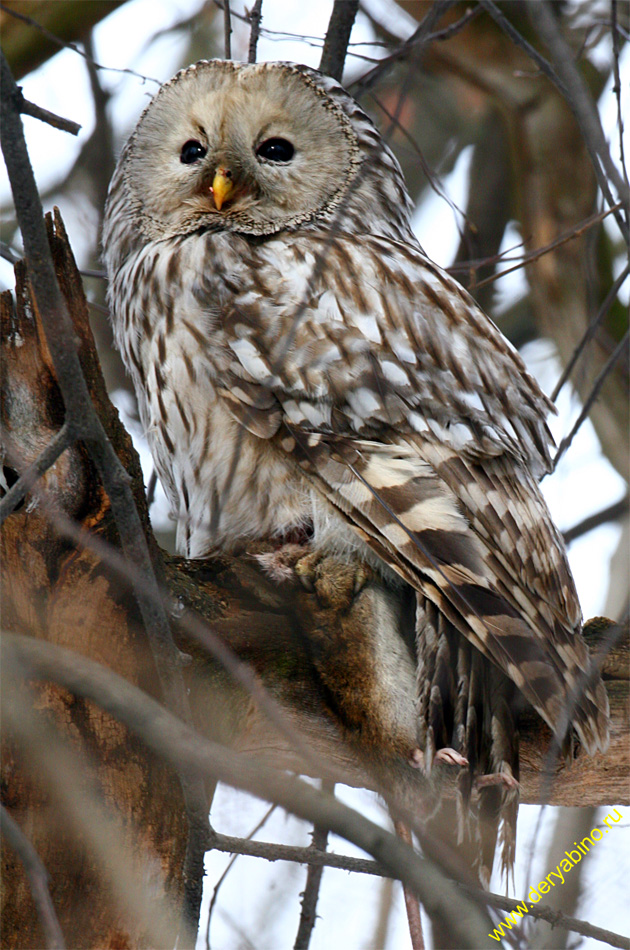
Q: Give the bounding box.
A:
[1,215,188,949]
[1,216,627,948]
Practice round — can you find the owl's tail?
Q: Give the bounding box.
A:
[416,594,519,891]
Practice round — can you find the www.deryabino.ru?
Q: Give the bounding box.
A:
[489,808,623,942]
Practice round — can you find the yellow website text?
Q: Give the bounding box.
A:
[489,808,623,941]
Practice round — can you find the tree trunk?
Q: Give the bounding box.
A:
[1,214,627,947]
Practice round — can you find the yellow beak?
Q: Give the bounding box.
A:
[211,169,234,210]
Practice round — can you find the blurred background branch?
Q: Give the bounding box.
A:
[1,2,628,947]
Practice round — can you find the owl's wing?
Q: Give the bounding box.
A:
[208,230,609,753]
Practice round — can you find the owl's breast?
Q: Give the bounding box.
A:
[109,246,308,557]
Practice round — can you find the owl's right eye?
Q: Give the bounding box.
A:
[180,140,207,164]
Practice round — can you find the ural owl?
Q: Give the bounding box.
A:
[103,60,608,864]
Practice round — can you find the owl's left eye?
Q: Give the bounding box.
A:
[180,140,207,164]
[256,138,295,163]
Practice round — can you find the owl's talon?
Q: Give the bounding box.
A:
[475,771,520,791]
[434,747,468,768]
[294,550,325,590]
[294,551,373,610]
[353,563,372,595]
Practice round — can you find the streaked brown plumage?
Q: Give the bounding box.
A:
[103,60,609,877]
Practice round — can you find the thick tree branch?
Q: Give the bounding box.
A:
[318,0,359,81]
[0,50,208,934]
[2,633,495,949]
[247,0,263,64]
[0,806,66,950]
[563,496,630,545]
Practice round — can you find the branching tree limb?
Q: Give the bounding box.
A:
[0,50,209,938]
[2,6,628,947]
[1,215,628,947]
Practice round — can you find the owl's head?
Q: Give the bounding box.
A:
[108,60,413,244]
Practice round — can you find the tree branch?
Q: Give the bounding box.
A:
[173,829,630,948]
[0,3,158,84]
[293,780,333,949]
[553,330,629,470]
[528,1,630,240]
[0,51,208,935]
[550,261,629,402]
[350,0,459,98]
[479,0,628,243]
[247,0,263,64]
[0,806,66,950]
[318,0,359,81]
[223,0,231,60]
[563,496,629,545]
[2,633,496,949]
[18,95,81,135]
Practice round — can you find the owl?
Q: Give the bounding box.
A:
[102,60,609,872]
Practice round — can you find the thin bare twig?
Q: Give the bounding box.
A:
[524,0,629,242]
[429,4,483,42]
[319,0,359,81]
[551,261,629,402]
[478,0,569,93]
[610,0,628,185]
[563,495,629,545]
[294,780,334,950]
[205,805,277,950]
[0,805,66,949]
[0,425,74,524]
[474,203,623,292]
[367,89,470,230]
[18,96,81,136]
[210,831,387,875]
[460,884,630,950]
[223,0,232,60]
[394,820,425,950]
[247,0,263,64]
[351,0,459,98]
[611,2,629,192]
[0,3,160,85]
[553,329,629,470]
[146,468,158,509]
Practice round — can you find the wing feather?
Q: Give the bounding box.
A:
[205,229,609,752]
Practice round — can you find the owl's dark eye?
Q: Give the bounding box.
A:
[255,138,295,163]
[180,140,207,164]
